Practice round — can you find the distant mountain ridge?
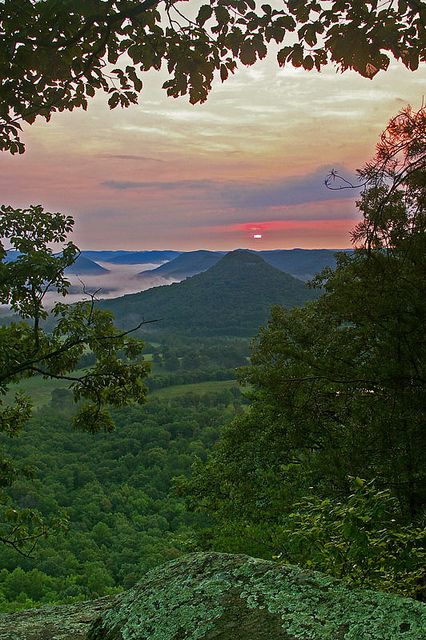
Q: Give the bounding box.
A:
[101,249,319,337]
[139,250,224,280]
[80,250,129,262]
[3,251,109,275]
[65,255,110,275]
[105,250,181,265]
[133,248,351,285]
[260,248,351,280]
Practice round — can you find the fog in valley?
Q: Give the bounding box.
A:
[43,260,178,307]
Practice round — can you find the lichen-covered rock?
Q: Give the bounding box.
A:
[0,595,115,640]
[1,553,425,640]
[88,552,426,640]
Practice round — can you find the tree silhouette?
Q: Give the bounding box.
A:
[1,0,424,153]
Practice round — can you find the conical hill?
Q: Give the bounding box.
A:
[102,250,318,337]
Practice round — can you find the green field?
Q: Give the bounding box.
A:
[4,375,74,409]
[151,379,238,399]
[4,374,239,409]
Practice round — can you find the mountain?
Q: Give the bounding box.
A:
[65,255,110,275]
[80,250,130,261]
[259,248,351,281]
[106,251,181,265]
[4,251,109,275]
[102,250,318,337]
[5,248,350,281]
[139,248,351,284]
[139,250,223,280]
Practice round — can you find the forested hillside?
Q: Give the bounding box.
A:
[138,250,223,280]
[65,256,110,276]
[137,249,349,284]
[102,250,318,337]
[183,107,426,601]
[0,388,244,612]
[0,0,424,633]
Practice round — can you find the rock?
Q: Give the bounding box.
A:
[0,595,115,640]
[1,553,425,640]
[88,553,425,640]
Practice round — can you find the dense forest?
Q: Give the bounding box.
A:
[182,107,426,600]
[0,1,425,636]
[0,386,245,611]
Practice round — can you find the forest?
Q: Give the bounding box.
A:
[0,389,242,611]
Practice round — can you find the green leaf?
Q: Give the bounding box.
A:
[240,41,257,65]
[197,4,213,26]
[108,92,120,109]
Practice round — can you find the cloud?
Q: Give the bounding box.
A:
[102,179,213,191]
[205,218,357,234]
[101,167,359,210]
[196,197,359,230]
[98,154,165,163]
[237,105,284,114]
[154,108,228,124]
[223,166,359,209]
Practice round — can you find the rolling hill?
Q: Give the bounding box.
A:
[65,255,110,275]
[137,248,350,284]
[259,248,351,280]
[106,250,181,265]
[138,250,223,280]
[101,250,319,337]
[5,251,110,275]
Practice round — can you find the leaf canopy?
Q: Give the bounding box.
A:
[0,0,424,152]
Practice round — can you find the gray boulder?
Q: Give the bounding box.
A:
[1,553,425,640]
[89,553,425,640]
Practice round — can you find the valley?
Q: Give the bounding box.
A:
[14,247,346,307]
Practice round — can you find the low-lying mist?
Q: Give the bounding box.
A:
[43,261,175,307]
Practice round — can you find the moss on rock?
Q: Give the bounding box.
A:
[0,554,424,639]
[88,553,426,640]
[0,595,115,640]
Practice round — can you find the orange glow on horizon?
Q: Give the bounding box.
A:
[196,216,359,250]
[213,219,355,233]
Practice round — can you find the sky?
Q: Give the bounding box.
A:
[1,50,425,251]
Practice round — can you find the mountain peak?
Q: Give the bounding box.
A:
[139,250,223,279]
[206,249,277,277]
[219,249,263,264]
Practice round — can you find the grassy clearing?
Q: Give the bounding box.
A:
[4,376,72,409]
[4,375,239,408]
[150,379,238,399]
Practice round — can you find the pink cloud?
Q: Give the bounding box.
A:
[199,216,359,250]
[212,219,354,233]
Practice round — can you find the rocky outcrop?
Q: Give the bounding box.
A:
[1,553,425,640]
[0,595,115,640]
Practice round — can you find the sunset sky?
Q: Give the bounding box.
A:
[1,54,425,251]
